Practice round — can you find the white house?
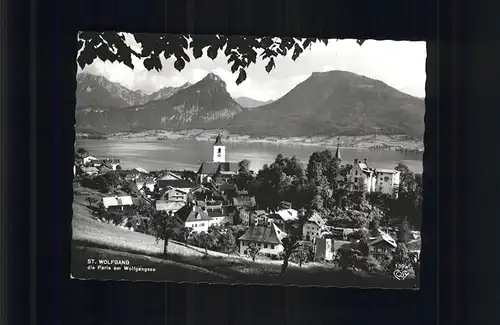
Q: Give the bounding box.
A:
[180,205,212,234]
[83,155,98,165]
[302,212,327,242]
[163,188,188,202]
[238,223,287,257]
[102,196,134,215]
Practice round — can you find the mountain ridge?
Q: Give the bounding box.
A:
[75,70,425,139]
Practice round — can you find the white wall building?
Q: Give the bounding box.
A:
[339,158,400,196]
[238,223,287,256]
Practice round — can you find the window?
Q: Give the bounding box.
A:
[355,171,358,175]
[201,223,205,227]
[241,241,245,246]
[271,245,275,249]
[264,244,268,249]
[384,176,390,182]
[379,187,383,191]
[218,148,221,154]
[354,177,358,183]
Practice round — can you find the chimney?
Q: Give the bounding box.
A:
[192,205,196,212]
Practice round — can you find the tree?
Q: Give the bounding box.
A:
[395,163,415,193]
[220,230,237,256]
[369,219,381,237]
[76,148,88,158]
[177,226,192,246]
[77,32,365,85]
[245,242,261,262]
[149,211,183,255]
[238,159,251,174]
[198,231,217,255]
[290,243,310,267]
[390,243,414,277]
[335,248,363,271]
[280,236,301,276]
[397,220,411,244]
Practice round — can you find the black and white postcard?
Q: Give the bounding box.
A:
[72,32,424,288]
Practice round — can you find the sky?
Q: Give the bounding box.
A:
[77,33,426,102]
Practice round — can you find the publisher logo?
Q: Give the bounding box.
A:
[393,264,410,280]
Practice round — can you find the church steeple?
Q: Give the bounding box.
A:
[334,138,342,162]
[213,133,226,163]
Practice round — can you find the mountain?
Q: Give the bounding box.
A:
[75,72,190,108]
[228,70,425,138]
[75,70,425,139]
[76,73,245,133]
[234,96,274,108]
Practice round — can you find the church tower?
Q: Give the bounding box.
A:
[334,138,342,162]
[213,134,226,163]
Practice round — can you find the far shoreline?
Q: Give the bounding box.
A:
[76,129,424,153]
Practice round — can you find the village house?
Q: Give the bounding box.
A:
[124,171,141,182]
[176,205,212,234]
[196,134,239,184]
[238,223,288,257]
[302,212,327,242]
[368,231,397,257]
[102,196,134,215]
[136,178,155,192]
[249,210,268,226]
[338,158,401,196]
[133,167,149,174]
[265,208,299,232]
[313,238,335,261]
[157,179,197,193]
[232,195,257,210]
[158,171,183,181]
[332,142,400,196]
[163,188,188,202]
[83,155,98,165]
[155,200,185,214]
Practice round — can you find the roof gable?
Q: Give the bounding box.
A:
[238,224,285,245]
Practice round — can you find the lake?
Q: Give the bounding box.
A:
[75,139,423,174]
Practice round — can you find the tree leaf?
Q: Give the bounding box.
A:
[192,46,203,59]
[265,58,275,73]
[207,46,218,60]
[174,58,185,72]
[231,61,240,73]
[235,68,247,85]
[292,44,303,61]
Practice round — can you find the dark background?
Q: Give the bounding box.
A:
[3,0,495,323]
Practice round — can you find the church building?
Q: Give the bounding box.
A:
[196,134,239,184]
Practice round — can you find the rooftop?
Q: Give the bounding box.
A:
[238,223,287,245]
[102,196,134,208]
